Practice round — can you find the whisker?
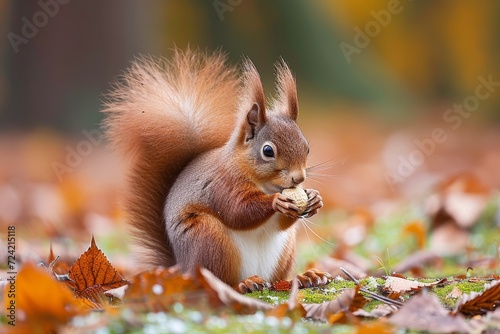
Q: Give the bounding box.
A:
[305,177,327,187]
[300,218,329,229]
[308,173,342,178]
[299,219,317,258]
[306,156,350,177]
[300,217,335,247]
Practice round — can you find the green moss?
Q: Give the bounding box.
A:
[247,289,290,305]
[432,280,486,309]
[246,279,358,305]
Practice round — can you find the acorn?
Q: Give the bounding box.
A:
[281,187,308,214]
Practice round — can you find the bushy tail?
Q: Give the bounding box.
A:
[103,49,240,268]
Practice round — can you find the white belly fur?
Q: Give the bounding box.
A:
[229,214,292,281]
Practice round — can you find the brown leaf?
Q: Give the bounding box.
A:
[429,221,470,256]
[125,266,204,312]
[197,267,273,314]
[402,220,427,249]
[389,293,470,333]
[455,280,500,316]
[383,276,446,293]
[266,279,306,320]
[446,286,463,299]
[47,243,72,275]
[355,321,394,334]
[303,285,367,323]
[67,236,129,306]
[352,304,398,318]
[4,262,81,333]
[427,173,489,229]
[271,280,292,291]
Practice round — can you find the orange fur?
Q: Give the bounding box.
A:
[103,49,319,287]
[103,49,239,268]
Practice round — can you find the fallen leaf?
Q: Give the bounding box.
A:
[383,276,446,293]
[271,280,292,291]
[197,267,273,314]
[352,304,398,318]
[446,286,463,299]
[4,262,81,333]
[355,320,394,334]
[402,220,427,249]
[429,221,470,256]
[389,292,470,333]
[303,285,367,323]
[47,243,72,276]
[67,236,129,307]
[455,280,500,316]
[125,266,205,312]
[266,279,306,320]
[427,173,489,229]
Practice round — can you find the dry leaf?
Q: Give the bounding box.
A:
[303,285,367,323]
[4,262,80,333]
[197,267,273,314]
[67,236,129,307]
[355,320,394,334]
[429,221,470,256]
[427,173,489,229]
[383,276,446,293]
[266,279,306,320]
[47,243,72,275]
[271,280,292,291]
[446,286,464,299]
[402,220,427,249]
[389,293,470,333]
[352,304,398,318]
[455,280,500,316]
[125,266,205,312]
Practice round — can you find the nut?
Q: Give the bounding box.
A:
[281,187,308,214]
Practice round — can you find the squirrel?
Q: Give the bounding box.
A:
[103,49,331,292]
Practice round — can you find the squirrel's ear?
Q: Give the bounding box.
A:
[275,60,298,121]
[240,58,267,142]
[245,103,266,141]
[242,58,266,116]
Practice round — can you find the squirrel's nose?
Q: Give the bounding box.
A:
[291,170,306,186]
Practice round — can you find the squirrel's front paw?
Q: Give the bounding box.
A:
[296,269,332,288]
[272,193,302,218]
[301,189,323,218]
[237,275,271,293]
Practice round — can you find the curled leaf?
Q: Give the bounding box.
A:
[389,293,470,333]
[303,285,366,323]
[455,280,500,316]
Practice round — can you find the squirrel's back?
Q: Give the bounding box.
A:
[103,49,240,268]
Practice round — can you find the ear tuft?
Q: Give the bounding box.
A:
[274,59,298,121]
[241,58,266,114]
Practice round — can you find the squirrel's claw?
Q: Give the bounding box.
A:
[272,193,301,218]
[296,269,332,288]
[301,189,323,218]
[236,275,271,293]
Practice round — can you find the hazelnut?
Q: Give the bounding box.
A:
[281,187,308,214]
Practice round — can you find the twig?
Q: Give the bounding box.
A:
[340,267,404,307]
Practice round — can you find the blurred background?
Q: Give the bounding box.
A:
[0,0,499,271]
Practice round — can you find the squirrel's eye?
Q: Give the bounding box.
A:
[262,145,275,158]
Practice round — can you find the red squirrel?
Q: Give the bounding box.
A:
[103,49,331,292]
